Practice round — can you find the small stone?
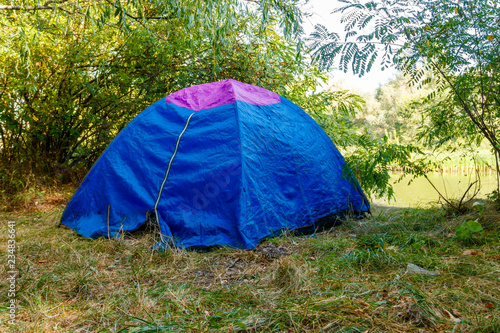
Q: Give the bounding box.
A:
[406,263,440,276]
[462,249,481,256]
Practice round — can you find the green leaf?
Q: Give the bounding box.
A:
[463,220,483,233]
[234,322,247,330]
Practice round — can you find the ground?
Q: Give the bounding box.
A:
[0,189,499,332]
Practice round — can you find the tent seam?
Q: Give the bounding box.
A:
[153,112,196,244]
[233,99,250,248]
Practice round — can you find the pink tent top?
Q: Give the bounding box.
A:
[165,79,281,111]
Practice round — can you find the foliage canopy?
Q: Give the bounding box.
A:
[309,0,500,194]
[0,0,310,191]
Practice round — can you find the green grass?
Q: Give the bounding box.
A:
[0,195,499,332]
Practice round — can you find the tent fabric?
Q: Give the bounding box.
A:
[61,79,370,249]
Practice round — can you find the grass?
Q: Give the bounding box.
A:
[0,190,499,332]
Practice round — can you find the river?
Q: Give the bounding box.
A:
[370,172,498,208]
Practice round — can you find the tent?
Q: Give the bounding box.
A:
[61,79,369,249]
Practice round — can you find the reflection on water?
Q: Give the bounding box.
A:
[371,172,498,208]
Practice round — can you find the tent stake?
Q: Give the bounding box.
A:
[107,204,111,239]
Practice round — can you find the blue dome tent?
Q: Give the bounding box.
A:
[61,79,369,249]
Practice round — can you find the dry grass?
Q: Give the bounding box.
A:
[0,192,499,332]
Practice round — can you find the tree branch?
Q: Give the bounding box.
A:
[0,2,72,10]
[0,1,170,19]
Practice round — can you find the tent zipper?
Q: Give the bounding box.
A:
[153,112,195,243]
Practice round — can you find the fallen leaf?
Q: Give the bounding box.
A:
[443,309,460,323]
[37,260,47,264]
[462,249,481,256]
[354,309,367,316]
[393,296,414,310]
[358,300,370,307]
[485,303,495,309]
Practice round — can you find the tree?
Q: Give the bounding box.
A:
[0,0,304,67]
[309,0,500,195]
[353,73,431,141]
[0,0,308,191]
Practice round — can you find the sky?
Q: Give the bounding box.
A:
[302,0,399,93]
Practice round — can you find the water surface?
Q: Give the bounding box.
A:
[371,172,498,208]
